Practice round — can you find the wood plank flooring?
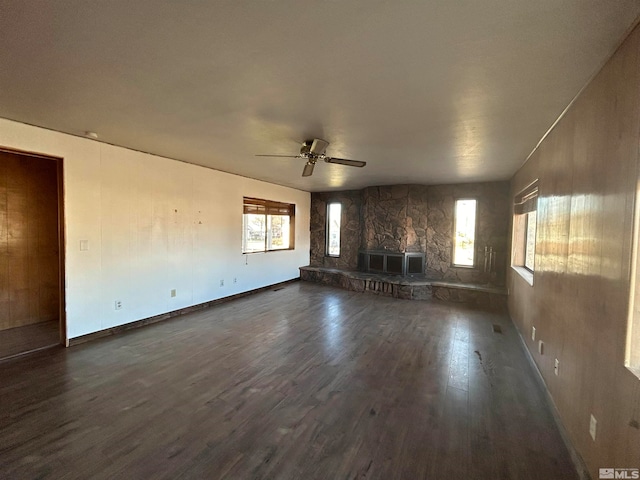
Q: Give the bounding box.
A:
[0,282,578,479]
[0,319,59,361]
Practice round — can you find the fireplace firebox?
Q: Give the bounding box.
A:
[358,250,425,276]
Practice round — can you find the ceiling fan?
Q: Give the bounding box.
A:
[256,139,366,177]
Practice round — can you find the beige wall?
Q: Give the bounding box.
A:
[508,23,640,477]
[0,118,310,340]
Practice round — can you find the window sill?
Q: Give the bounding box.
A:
[626,365,640,381]
[511,265,534,286]
[451,264,476,269]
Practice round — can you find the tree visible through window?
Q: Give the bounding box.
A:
[453,199,477,267]
[525,210,537,271]
[242,197,295,253]
[326,203,341,257]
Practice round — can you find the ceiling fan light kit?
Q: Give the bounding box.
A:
[256,138,366,177]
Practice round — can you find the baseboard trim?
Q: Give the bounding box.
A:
[69,278,300,347]
[513,325,592,480]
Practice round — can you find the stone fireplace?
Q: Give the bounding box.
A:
[309,182,510,285]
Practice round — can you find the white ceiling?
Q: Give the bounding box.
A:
[0,1,638,192]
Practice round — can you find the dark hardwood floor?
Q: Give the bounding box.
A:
[0,282,578,479]
[0,319,59,361]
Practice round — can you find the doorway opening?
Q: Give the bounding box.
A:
[0,147,65,360]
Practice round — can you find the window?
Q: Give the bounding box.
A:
[626,186,640,378]
[525,210,537,271]
[453,199,477,267]
[242,197,295,253]
[326,202,341,257]
[512,181,538,282]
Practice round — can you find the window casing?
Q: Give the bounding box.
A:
[453,199,477,267]
[512,181,538,279]
[626,185,640,378]
[242,197,295,253]
[326,202,341,257]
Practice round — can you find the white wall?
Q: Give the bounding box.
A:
[0,118,310,339]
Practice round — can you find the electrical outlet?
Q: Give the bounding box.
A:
[554,358,559,376]
[114,300,122,310]
[80,239,89,251]
[220,279,224,287]
[538,340,544,355]
[589,414,597,441]
[233,277,237,284]
[171,289,176,297]
[531,326,536,341]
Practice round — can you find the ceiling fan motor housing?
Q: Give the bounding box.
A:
[301,138,329,157]
[300,140,312,155]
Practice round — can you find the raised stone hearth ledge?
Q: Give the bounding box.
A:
[300,266,507,310]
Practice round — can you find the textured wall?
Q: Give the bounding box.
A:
[426,182,510,284]
[310,182,509,285]
[508,24,640,479]
[362,185,428,253]
[310,190,361,269]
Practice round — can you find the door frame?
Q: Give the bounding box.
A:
[0,145,67,347]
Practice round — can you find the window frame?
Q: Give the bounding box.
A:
[452,197,478,268]
[511,180,538,285]
[242,197,295,254]
[625,183,640,379]
[325,202,342,257]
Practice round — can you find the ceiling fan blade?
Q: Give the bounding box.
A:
[255,154,302,158]
[309,139,329,156]
[325,157,366,168]
[302,161,315,177]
